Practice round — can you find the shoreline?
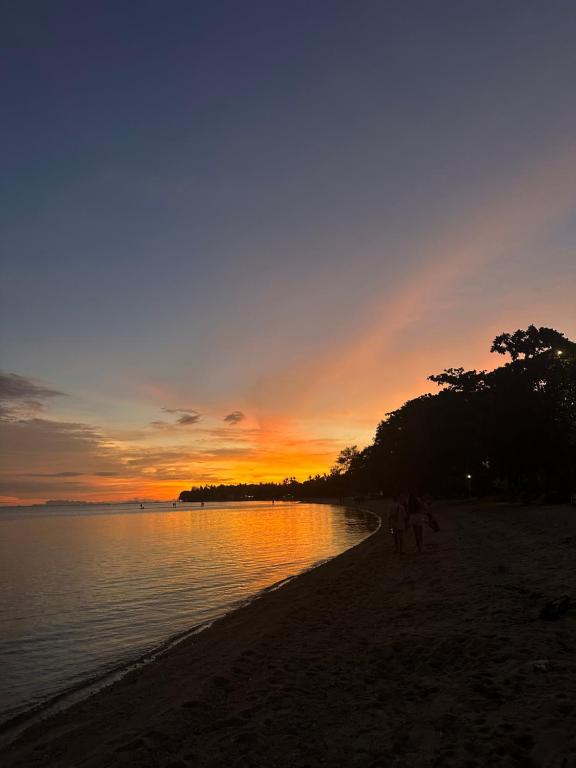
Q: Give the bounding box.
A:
[2,501,576,767]
[0,504,380,747]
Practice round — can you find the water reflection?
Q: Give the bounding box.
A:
[0,502,376,724]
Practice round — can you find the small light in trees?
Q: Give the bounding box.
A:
[466,474,472,479]
[557,349,563,356]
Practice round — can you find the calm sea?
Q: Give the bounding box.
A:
[0,501,377,727]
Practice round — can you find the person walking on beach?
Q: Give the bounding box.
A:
[407,492,427,553]
[388,495,408,554]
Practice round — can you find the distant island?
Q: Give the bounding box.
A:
[44,500,101,506]
[180,325,576,505]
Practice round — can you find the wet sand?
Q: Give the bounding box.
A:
[2,501,575,767]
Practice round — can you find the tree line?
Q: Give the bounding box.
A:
[179,326,576,504]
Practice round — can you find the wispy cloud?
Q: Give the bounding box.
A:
[0,479,95,496]
[161,407,200,416]
[0,396,348,503]
[18,471,85,477]
[224,410,245,424]
[0,416,127,503]
[16,470,120,478]
[177,412,201,425]
[151,407,202,429]
[0,418,119,474]
[0,371,65,420]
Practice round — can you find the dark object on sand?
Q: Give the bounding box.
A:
[426,512,440,533]
[532,659,553,672]
[539,595,571,621]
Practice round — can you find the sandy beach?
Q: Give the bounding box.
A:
[2,501,575,767]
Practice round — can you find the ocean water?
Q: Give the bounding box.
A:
[0,501,377,726]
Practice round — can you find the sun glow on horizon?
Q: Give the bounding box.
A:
[2,5,576,505]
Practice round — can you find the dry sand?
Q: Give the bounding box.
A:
[2,501,575,767]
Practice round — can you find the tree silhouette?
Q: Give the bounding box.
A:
[332,445,360,474]
[490,325,569,360]
[180,326,576,504]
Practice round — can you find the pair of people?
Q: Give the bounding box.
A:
[388,493,428,554]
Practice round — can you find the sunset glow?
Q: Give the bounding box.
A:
[1,3,575,504]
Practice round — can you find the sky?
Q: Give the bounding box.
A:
[1,1,575,504]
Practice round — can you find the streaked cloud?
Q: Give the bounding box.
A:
[224,411,245,425]
[0,371,65,420]
[161,407,200,416]
[16,470,120,478]
[0,418,120,475]
[177,412,201,425]
[151,407,202,429]
[0,402,345,504]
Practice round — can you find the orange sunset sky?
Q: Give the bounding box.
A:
[1,3,575,504]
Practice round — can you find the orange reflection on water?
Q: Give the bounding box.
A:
[0,501,376,722]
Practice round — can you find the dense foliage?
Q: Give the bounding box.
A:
[180,326,576,503]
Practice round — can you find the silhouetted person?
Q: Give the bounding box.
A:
[407,493,426,553]
[140,503,144,509]
[388,495,408,554]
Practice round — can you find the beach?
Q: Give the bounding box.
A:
[2,501,575,767]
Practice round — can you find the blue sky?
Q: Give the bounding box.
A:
[1,1,575,502]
